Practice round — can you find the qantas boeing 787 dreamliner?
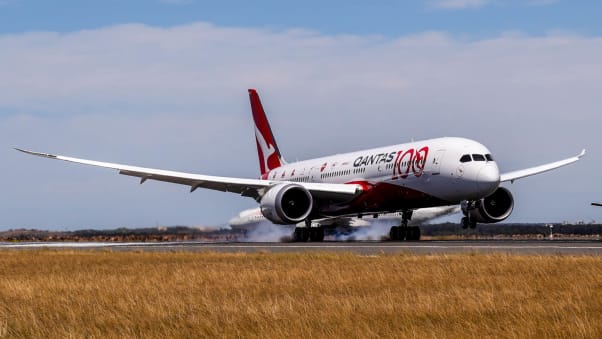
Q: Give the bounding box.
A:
[17,89,585,241]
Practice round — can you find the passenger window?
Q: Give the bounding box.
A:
[460,154,472,163]
[472,154,486,161]
[485,154,494,161]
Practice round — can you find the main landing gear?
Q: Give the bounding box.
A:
[292,220,324,242]
[292,227,325,242]
[389,210,421,241]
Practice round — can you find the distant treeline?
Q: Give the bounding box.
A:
[0,226,234,242]
[1,223,601,242]
[70,226,231,237]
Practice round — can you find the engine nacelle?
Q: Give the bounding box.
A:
[259,183,313,224]
[462,187,514,223]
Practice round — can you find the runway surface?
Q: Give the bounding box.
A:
[1,240,601,255]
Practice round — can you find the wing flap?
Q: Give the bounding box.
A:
[500,149,585,183]
[16,148,361,201]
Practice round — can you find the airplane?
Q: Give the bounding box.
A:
[229,205,460,233]
[16,89,585,242]
[592,203,602,207]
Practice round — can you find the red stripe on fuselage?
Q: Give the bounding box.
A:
[315,181,448,217]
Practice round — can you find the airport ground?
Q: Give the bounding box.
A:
[0,250,600,337]
[3,240,602,255]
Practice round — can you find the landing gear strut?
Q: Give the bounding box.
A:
[389,210,421,241]
[461,201,478,229]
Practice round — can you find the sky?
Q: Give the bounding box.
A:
[1,0,601,230]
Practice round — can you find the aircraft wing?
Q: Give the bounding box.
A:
[592,203,602,207]
[15,148,362,201]
[500,149,585,183]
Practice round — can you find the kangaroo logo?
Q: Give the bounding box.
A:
[255,124,277,174]
[249,88,285,176]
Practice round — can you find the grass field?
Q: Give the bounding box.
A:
[0,250,600,338]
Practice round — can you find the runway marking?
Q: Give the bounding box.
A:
[0,242,191,248]
[181,245,602,250]
[1,242,601,254]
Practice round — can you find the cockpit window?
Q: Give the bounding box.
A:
[485,154,494,161]
[472,154,486,161]
[460,154,472,163]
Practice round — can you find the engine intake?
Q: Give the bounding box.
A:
[260,183,313,224]
[463,187,514,223]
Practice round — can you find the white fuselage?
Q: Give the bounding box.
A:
[262,137,500,215]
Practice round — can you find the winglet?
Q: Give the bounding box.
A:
[578,149,586,158]
[15,148,58,159]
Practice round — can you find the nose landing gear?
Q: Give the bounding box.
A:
[461,216,477,229]
[461,201,478,229]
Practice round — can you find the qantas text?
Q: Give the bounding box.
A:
[353,152,396,167]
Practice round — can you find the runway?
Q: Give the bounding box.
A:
[1,240,601,255]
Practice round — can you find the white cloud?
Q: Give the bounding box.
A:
[1,23,600,229]
[428,0,490,9]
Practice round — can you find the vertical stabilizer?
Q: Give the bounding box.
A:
[248,89,286,176]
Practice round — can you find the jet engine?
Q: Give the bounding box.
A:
[259,183,313,224]
[462,187,514,223]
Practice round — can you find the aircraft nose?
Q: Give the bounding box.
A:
[477,164,500,195]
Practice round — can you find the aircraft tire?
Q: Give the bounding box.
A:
[309,227,325,242]
[406,227,414,241]
[407,226,421,241]
[389,226,407,241]
[389,226,399,241]
[292,228,301,242]
[398,227,407,241]
[301,228,310,242]
[293,228,310,242]
[461,217,469,229]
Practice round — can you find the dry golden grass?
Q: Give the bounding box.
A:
[0,250,600,338]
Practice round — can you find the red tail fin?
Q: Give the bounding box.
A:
[248,89,286,176]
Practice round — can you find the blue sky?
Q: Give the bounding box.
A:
[0,1,600,37]
[1,0,601,230]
